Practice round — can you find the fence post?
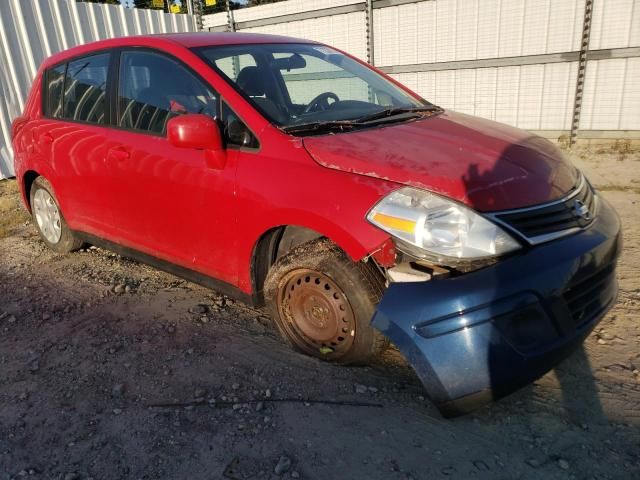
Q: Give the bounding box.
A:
[192,0,203,31]
[365,0,374,65]
[569,0,594,147]
[226,0,236,32]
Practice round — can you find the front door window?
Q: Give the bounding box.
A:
[117,50,218,135]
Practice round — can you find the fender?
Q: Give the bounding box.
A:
[236,209,392,293]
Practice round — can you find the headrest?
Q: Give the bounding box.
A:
[236,66,265,97]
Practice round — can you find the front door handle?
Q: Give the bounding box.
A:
[107,147,130,161]
[40,133,54,145]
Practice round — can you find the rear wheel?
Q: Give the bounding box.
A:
[30,177,83,253]
[265,238,388,364]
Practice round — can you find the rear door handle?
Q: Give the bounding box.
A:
[107,147,130,161]
[40,133,54,145]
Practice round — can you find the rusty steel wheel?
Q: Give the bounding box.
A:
[265,238,389,364]
[277,269,356,357]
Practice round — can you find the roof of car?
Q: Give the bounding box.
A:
[154,32,316,48]
[42,32,317,68]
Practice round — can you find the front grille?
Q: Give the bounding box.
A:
[563,265,617,328]
[491,175,596,243]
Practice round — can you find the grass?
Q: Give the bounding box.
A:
[596,183,640,195]
[0,179,29,239]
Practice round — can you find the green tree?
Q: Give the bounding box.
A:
[133,0,159,8]
[201,1,244,15]
[134,0,189,13]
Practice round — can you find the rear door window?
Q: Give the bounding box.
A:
[117,50,218,135]
[62,53,110,124]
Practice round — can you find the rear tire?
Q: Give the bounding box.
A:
[30,177,83,253]
[264,238,389,364]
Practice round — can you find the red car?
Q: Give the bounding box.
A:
[12,33,621,416]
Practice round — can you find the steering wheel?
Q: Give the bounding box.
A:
[303,92,339,114]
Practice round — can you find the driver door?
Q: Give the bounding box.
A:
[103,49,238,283]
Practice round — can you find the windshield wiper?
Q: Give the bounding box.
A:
[281,120,359,134]
[355,105,442,124]
[281,105,443,134]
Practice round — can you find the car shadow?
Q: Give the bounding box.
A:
[461,135,609,426]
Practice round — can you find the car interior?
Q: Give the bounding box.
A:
[199,44,422,128]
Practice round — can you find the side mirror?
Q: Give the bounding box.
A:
[167,113,222,150]
[166,114,226,169]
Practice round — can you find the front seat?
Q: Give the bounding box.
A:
[236,66,285,123]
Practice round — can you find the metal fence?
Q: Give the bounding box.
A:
[203,0,640,143]
[0,0,197,179]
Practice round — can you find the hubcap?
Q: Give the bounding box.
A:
[277,269,356,358]
[33,189,62,244]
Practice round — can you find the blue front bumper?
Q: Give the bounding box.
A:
[371,197,622,417]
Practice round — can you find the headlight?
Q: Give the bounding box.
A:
[367,187,521,262]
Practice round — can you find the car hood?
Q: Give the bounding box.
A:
[303,111,579,212]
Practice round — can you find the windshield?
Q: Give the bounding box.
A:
[195,43,435,130]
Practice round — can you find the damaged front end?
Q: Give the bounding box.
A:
[368,196,622,417]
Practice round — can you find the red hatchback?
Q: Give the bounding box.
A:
[12,33,621,416]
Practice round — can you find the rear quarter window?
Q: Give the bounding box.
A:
[45,64,66,118]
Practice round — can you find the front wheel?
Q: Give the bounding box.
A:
[264,239,389,364]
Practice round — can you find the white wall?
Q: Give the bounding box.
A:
[580,0,640,131]
[376,0,584,131]
[204,0,640,137]
[0,0,196,179]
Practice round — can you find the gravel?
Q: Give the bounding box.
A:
[111,383,126,398]
[1,147,639,479]
[274,455,292,476]
[355,384,368,394]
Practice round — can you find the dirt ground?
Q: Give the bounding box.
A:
[1,144,639,480]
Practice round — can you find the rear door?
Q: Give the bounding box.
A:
[103,49,239,283]
[41,52,116,234]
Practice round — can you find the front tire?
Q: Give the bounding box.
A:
[264,238,388,364]
[30,177,83,253]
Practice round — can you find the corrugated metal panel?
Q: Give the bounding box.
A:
[590,0,640,49]
[0,0,196,179]
[580,57,640,130]
[369,0,586,130]
[202,12,228,30]
[390,61,577,130]
[242,12,368,61]
[235,0,363,22]
[373,0,585,66]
